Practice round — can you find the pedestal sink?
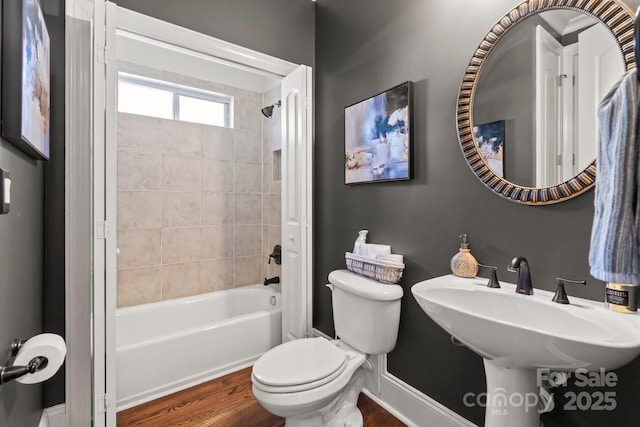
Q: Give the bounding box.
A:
[412,275,640,427]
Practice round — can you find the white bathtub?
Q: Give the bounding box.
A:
[115,284,282,410]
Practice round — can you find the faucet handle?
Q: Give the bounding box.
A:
[268,244,282,265]
[478,264,500,288]
[552,278,587,304]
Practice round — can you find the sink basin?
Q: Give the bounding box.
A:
[412,275,640,370]
[412,275,640,427]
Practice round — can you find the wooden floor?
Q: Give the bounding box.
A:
[117,366,406,427]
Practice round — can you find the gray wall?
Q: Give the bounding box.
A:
[315,0,640,425]
[0,0,65,423]
[114,0,315,67]
[0,139,44,427]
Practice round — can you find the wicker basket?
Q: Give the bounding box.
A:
[345,252,404,284]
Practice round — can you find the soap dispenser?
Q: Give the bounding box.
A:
[353,230,368,256]
[450,234,479,278]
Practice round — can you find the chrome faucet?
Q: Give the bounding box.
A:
[507,256,533,295]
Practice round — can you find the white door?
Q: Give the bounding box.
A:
[535,25,563,187]
[281,65,313,342]
[578,24,624,169]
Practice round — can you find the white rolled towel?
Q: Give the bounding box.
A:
[376,254,404,264]
[369,244,391,256]
[359,243,391,259]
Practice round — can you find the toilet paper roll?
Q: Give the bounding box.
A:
[13,333,66,384]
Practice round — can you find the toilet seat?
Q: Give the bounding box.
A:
[252,338,348,393]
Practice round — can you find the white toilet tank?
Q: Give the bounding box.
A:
[327,269,403,355]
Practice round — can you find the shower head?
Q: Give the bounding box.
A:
[261,100,281,119]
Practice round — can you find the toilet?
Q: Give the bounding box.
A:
[251,269,403,427]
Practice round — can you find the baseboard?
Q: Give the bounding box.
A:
[362,388,417,427]
[379,371,477,427]
[310,327,331,339]
[40,404,66,427]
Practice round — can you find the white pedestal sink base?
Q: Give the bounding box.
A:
[484,359,540,427]
[412,276,640,427]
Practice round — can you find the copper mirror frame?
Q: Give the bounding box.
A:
[456,0,635,205]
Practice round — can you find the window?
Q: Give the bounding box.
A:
[118,80,173,119]
[118,73,232,127]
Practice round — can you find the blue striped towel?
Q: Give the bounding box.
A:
[589,69,640,284]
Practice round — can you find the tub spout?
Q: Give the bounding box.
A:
[264,276,280,286]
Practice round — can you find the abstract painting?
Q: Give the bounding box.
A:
[2,0,50,160]
[21,0,50,159]
[344,82,412,184]
[473,120,505,178]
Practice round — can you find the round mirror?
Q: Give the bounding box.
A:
[457,0,635,205]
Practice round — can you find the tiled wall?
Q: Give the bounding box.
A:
[263,85,282,280]
[116,64,281,308]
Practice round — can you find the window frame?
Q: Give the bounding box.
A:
[118,72,232,127]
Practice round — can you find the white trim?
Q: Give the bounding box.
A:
[115,30,282,94]
[303,65,314,338]
[65,0,92,20]
[311,327,331,340]
[115,7,297,78]
[564,13,599,35]
[361,388,417,427]
[40,404,66,427]
[379,370,477,427]
[92,2,108,426]
[104,4,118,425]
[561,43,579,180]
[280,65,313,342]
[66,1,98,425]
[535,24,563,188]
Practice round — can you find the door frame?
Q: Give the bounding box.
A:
[78,2,313,424]
[281,65,313,342]
[535,24,563,187]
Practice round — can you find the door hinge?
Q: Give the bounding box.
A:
[98,394,112,414]
[96,46,107,64]
[557,154,562,166]
[557,74,567,87]
[96,221,111,240]
[305,97,311,110]
[572,153,576,166]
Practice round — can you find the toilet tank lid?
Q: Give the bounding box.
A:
[328,270,403,300]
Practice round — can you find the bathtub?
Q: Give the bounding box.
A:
[115,284,281,410]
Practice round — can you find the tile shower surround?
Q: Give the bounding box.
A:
[117,83,281,307]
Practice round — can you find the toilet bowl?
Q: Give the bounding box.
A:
[251,270,403,427]
[252,338,366,426]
